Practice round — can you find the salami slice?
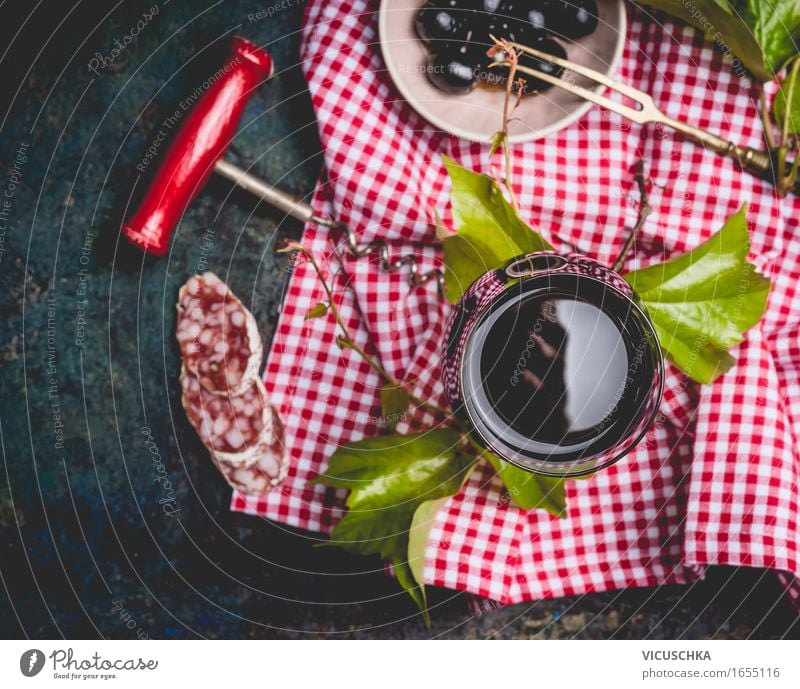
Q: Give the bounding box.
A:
[180,366,288,496]
[176,272,262,395]
[180,368,267,456]
[212,414,288,497]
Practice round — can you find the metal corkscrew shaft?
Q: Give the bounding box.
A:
[123,35,443,293]
[215,159,444,294]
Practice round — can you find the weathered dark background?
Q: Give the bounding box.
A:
[0,0,797,639]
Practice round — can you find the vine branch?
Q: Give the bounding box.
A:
[612,160,653,273]
[757,84,777,151]
[278,240,456,423]
[489,37,525,211]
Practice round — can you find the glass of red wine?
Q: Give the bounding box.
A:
[443,251,664,477]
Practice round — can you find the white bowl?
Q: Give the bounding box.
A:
[379,0,627,143]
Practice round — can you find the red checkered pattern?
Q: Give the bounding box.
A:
[232,0,800,607]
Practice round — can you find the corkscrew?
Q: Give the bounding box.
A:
[123,36,444,293]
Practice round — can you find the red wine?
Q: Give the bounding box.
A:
[458,270,660,468]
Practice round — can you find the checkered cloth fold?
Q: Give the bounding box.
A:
[232,0,800,607]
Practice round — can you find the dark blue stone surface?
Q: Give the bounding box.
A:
[0,0,796,638]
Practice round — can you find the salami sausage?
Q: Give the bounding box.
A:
[176,272,262,395]
[180,367,288,495]
[180,367,269,456]
[177,273,288,496]
[211,413,287,497]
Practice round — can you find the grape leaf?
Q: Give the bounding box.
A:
[432,205,452,242]
[407,497,448,620]
[709,0,735,13]
[484,452,567,517]
[639,0,800,80]
[310,430,476,622]
[638,1,767,79]
[379,385,410,430]
[442,157,552,303]
[624,205,770,384]
[773,56,800,133]
[741,0,800,77]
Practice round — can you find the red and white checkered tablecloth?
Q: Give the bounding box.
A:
[232,0,800,607]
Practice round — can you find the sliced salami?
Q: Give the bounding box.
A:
[176,272,262,395]
[177,273,288,497]
[213,414,288,497]
[180,367,267,456]
[180,366,288,496]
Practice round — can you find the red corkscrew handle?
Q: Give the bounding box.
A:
[123,36,273,256]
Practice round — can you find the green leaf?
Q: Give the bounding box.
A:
[442,157,552,303]
[432,205,452,242]
[305,302,329,320]
[741,0,800,76]
[310,430,476,622]
[773,56,800,134]
[489,130,507,157]
[484,452,567,517]
[708,0,735,14]
[444,157,551,254]
[442,234,500,304]
[379,385,410,430]
[407,497,447,626]
[624,205,770,384]
[640,0,800,80]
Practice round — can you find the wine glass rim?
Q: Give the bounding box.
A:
[458,272,665,477]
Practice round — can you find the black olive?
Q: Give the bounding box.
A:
[517,36,567,92]
[442,23,496,63]
[427,48,479,95]
[486,34,565,93]
[457,31,493,70]
[485,15,529,43]
[473,1,526,42]
[475,0,503,11]
[496,1,520,16]
[502,0,553,32]
[416,2,473,44]
[459,2,491,36]
[525,8,548,31]
[544,0,598,40]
